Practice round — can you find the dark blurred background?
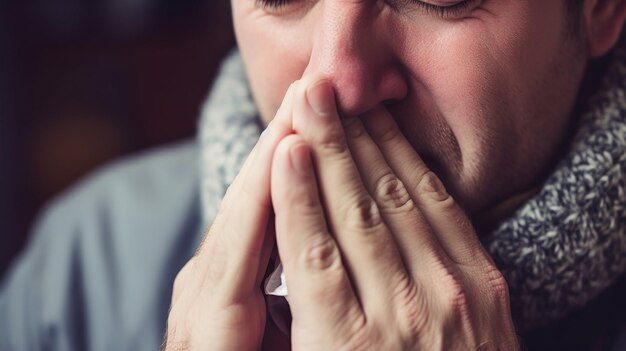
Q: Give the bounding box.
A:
[0,0,235,279]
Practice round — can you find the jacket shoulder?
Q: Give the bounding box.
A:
[1,139,203,351]
[54,139,200,217]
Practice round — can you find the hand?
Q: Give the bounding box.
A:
[162,84,295,350]
[271,78,520,350]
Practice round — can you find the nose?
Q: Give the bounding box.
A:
[304,1,408,118]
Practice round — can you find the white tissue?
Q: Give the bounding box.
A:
[264,263,289,297]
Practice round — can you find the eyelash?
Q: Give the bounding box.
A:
[254,0,477,18]
[255,0,290,9]
[409,0,477,18]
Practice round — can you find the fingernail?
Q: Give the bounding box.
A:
[306,80,335,116]
[290,144,311,173]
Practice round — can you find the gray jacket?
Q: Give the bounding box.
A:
[0,140,202,351]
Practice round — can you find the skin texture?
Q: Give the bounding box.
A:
[163,75,520,351]
[162,0,626,350]
[270,77,519,349]
[232,0,587,215]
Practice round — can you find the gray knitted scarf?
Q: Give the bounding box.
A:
[198,41,626,331]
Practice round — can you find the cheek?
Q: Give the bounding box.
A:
[404,1,570,152]
[396,1,577,208]
[232,2,312,124]
[401,24,514,168]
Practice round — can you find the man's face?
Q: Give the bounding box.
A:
[231,0,587,214]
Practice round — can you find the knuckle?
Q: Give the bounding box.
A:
[342,117,367,139]
[373,119,401,143]
[372,172,414,212]
[415,171,450,203]
[483,267,511,303]
[446,285,469,318]
[301,237,342,272]
[342,195,385,231]
[287,187,320,215]
[393,280,430,340]
[437,268,470,319]
[318,128,349,156]
[172,259,199,298]
[172,269,188,298]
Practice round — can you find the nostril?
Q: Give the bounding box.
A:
[383,98,403,109]
[333,88,368,118]
[331,71,409,118]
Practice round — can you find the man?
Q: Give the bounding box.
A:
[2,0,626,349]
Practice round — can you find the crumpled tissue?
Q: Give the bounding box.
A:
[264,262,288,297]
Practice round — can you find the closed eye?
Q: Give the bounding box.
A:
[254,0,479,19]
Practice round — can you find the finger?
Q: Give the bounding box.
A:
[362,108,489,266]
[255,216,276,287]
[196,83,295,299]
[342,114,453,277]
[271,134,363,336]
[292,77,410,309]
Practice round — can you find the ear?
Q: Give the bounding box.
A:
[583,0,626,58]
